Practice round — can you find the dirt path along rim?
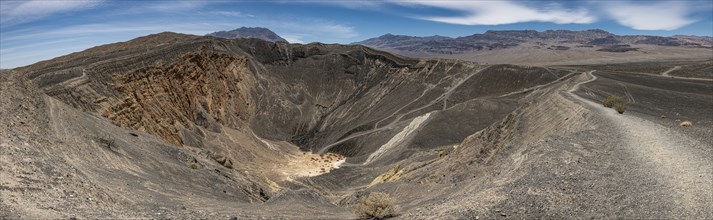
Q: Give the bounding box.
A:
[569,71,713,215]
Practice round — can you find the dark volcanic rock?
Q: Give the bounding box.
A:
[587,36,621,45]
[548,45,570,50]
[596,45,639,52]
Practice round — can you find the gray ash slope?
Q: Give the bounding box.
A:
[2,32,712,219]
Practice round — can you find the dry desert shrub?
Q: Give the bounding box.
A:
[603,95,627,114]
[614,102,627,114]
[680,120,693,127]
[603,95,622,108]
[355,192,397,219]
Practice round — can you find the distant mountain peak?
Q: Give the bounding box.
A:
[207,27,288,43]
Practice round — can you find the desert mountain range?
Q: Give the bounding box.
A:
[353,29,713,65]
[354,29,713,52]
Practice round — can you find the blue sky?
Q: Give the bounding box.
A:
[1,0,712,69]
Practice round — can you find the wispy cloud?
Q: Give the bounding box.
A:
[140,1,207,12]
[1,44,88,67]
[305,1,384,10]
[2,22,235,42]
[0,37,86,54]
[279,34,306,44]
[261,18,358,40]
[296,20,358,38]
[398,1,596,25]
[601,1,696,31]
[200,10,255,18]
[314,0,702,31]
[98,1,210,17]
[0,0,103,27]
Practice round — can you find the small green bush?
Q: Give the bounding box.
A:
[603,95,622,108]
[355,192,397,219]
[189,162,203,169]
[438,149,449,158]
[603,95,627,114]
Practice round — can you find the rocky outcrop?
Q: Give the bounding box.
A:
[103,50,256,145]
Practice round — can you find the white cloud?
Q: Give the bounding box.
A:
[210,11,244,17]
[1,43,87,65]
[199,10,255,18]
[0,0,103,26]
[99,1,211,16]
[280,34,305,44]
[304,22,358,38]
[601,1,695,31]
[2,22,238,42]
[0,38,85,54]
[308,1,383,10]
[142,1,207,12]
[396,1,596,25]
[262,18,358,39]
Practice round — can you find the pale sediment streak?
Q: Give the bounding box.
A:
[364,112,432,165]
